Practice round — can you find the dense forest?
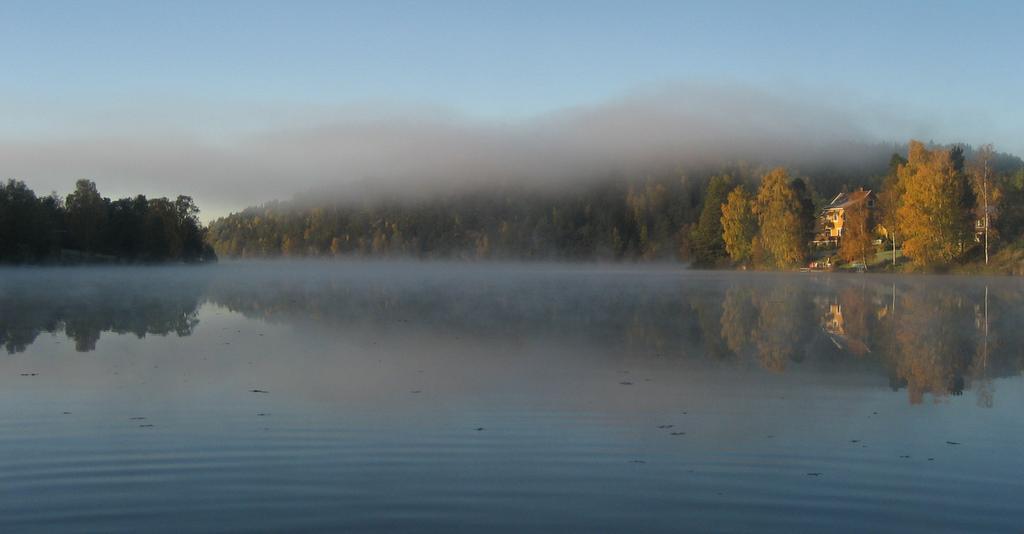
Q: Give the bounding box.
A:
[207,160,865,261]
[0,179,216,263]
[207,140,1024,271]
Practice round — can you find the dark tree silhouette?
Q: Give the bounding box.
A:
[0,179,216,264]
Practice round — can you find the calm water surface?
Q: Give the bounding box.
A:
[1,262,1022,533]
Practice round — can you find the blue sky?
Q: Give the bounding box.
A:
[3,0,1021,122]
[1,0,1021,214]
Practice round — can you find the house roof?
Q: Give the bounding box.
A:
[824,189,873,210]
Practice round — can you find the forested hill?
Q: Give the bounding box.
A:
[207,141,1024,265]
[0,179,217,264]
[212,179,701,261]
[206,161,875,262]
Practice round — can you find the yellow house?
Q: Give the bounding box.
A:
[813,189,877,247]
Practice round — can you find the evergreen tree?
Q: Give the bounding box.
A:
[689,174,734,266]
[789,177,817,240]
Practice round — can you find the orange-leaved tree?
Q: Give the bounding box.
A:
[839,201,873,267]
[896,141,970,267]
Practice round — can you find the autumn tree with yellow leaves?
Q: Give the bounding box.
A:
[720,186,757,265]
[895,141,972,267]
[753,168,806,269]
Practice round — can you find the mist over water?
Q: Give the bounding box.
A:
[2,262,1023,532]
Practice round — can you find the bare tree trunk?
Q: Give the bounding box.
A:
[984,159,989,265]
[892,230,897,266]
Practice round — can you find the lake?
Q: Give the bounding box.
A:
[1,262,1022,533]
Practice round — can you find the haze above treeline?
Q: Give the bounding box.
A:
[3,85,1017,218]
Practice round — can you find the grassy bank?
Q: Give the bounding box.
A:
[806,243,1024,275]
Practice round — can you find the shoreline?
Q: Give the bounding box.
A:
[2,257,1020,277]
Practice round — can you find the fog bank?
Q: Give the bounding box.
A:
[0,84,949,217]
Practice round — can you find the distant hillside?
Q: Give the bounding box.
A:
[207,143,1024,263]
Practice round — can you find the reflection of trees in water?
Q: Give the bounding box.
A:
[970,287,995,408]
[750,285,814,372]
[708,277,1023,405]
[207,272,1024,405]
[689,293,734,360]
[208,274,704,355]
[719,286,756,356]
[717,283,816,372]
[0,272,204,353]
[830,280,1023,405]
[889,289,975,404]
[3,267,1023,406]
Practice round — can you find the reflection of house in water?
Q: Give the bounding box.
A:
[817,294,872,356]
[823,300,845,337]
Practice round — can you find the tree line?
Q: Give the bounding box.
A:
[208,139,1024,269]
[208,179,708,260]
[207,160,868,262]
[691,140,1024,270]
[0,179,216,263]
[6,138,1020,269]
